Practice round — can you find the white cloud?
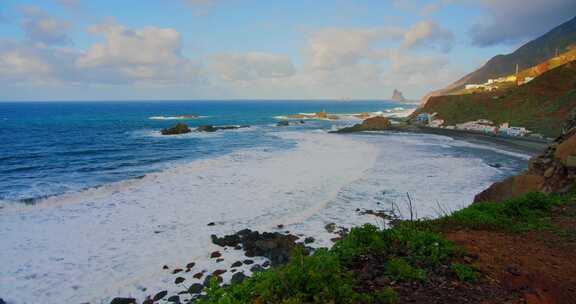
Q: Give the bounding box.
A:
[55,0,81,9]
[19,6,71,46]
[212,52,295,82]
[76,23,199,84]
[402,20,454,52]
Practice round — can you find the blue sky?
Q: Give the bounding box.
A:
[0,0,574,101]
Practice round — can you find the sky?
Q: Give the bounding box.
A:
[0,0,574,101]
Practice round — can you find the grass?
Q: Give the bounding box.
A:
[191,192,573,303]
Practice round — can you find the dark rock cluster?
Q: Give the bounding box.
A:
[333,116,392,133]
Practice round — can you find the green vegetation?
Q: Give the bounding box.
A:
[194,192,573,303]
[451,263,478,283]
[434,192,562,232]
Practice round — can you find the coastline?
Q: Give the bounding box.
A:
[383,125,550,156]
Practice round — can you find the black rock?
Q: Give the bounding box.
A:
[186,262,195,269]
[243,259,254,265]
[211,234,241,247]
[110,298,137,304]
[210,251,222,258]
[207,222,215,226]
[188,283,204,294]
[172,268,183,274]
[152,290,168,302]
[231,272,247,285]
[161,123,191,135]
[196,125,217,132]
[277,120,290,127]
[231,261,243,268]
[262,261,270,268]
[162,265,169,270]
[304,236,315,244]
[193,272,203,279]
[250,265,264,273]
[203,275,223,287]
[175,277,185,284]
[216,258,224,263]
[0,299,5,304]
[166,295,181,303]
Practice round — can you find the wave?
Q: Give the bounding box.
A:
[148,115,206,120]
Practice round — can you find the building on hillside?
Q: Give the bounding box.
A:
[455,120,497,134]
[498,123,529,136]
[415,113,434,124]
[429,119,445,128]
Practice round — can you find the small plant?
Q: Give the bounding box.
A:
[373,287,398,304]
[451,263,478,283]
[385,258,426,282]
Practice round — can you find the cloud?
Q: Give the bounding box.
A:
[77,23,199,84]
[211,52,295,82]
[183,0,221,16]
[402,20,454,52]
[19,6,72,46]
[470,0,576,47]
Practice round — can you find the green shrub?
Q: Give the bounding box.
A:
[373,287,398,304]
[451,263,478,283]
[385,258,426,282]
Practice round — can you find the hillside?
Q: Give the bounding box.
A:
[429,15,576,98]
[414,61,576,138]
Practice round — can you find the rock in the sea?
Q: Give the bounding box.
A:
[0,299,6,304]
[174,277,186,284]
[304,236,315,244]
[325,223,337,233]
[333,116,392,133]
[196,125,217,132]
[210,251,222,258]
[250,264,264,273]
[110,298,137,304]
[231,261,243,268]
[161,123,191,135]
[212,269,227,276]
[203,275,223,287]
[277,120,290,127]
[193,272,203,279]
[186,262,195,269]
[152,291,168,302]
[231,272,247,285]
[188,283,204,294]
[166,295,180,303]
[243,259,254,265]
[212,229,302,266]
[172,268,183,274]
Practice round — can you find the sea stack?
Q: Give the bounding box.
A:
[391,89,406,102]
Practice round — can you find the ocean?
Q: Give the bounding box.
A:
[0,100,528,304]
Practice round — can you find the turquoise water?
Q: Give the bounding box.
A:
[0,100,411,203]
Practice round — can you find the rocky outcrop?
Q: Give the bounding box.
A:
[161,123,191,135]
[475,114,576,203]
[334,116,392,133]
[196,125,250,132]
[211,229,305,266]
[391,89,406,102]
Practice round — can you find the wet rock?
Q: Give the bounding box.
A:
[172,268,183,274]
[161,123,191,135]
[193,272,203,279]
[243,259,254,265]
[277,224,284,229]
[250,265,264,273]
[234,245,242,250]
[174,277,185,284]
[231,261,243,268]
[110,298,137,304]
[262,261,270,268]
[333,116,392,133]
[203,275,223,287]
[152,291,168,302]
[231,272,247,285]
[210,251,222,258]
[489,163,502,169]
[0,299,6,304]
[211,234,240,247]
[188,283,204,294]
[213,269,227,276]
[212,229,302,266]
[277,120,290,127]
[166,295,180,303]
[196,125,217,132]
[162,265,169,270]
[304,236,315,244]
[207,222,215,226]
[325,223,337,233]
[186,262,195,269]
[216,258,224,263]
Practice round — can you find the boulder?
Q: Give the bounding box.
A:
[161,123,191,135]
[277,120,290,127]
[231,272,247,285]
[474,174,545,203]
[110,298,137,304]
[196,125,217,132]
[188,283,204,294]
[334,116,392,133]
